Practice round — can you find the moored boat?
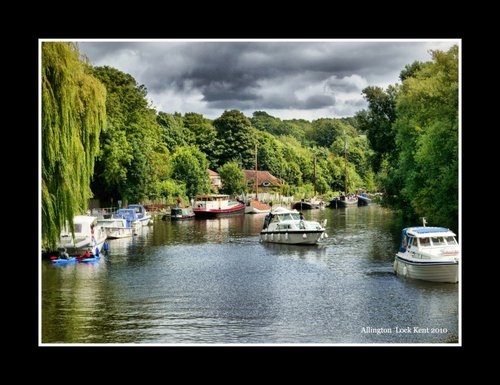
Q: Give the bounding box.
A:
[193,194,246,219]
[357,193,371,206]
[59,216,107,257]
[393,225,459,283]
[260,207,327,245]
[171,206,196,220]
[97,217,133,239]
[115,208,141,233]
[329,195,358,208]
[128,204,152,226]
[245,199,271,214]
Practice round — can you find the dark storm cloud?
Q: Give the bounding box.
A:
[79,40,456,118]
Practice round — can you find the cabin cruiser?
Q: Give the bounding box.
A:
[260,207,327,245]
[115,208,141,233]
[128,204,152,226]
[96,217,133,239]
[59,215,107,256]
[394,225,459,283]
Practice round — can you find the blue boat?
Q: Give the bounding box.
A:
[128,204,152,226]
[51,257,78,264]
[115,208,141,233]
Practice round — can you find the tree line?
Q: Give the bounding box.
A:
[42,42,458,249]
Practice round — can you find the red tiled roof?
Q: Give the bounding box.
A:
[242,170,282,186]
[208,169,219,176]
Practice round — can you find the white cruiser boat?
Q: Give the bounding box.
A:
[260,207,327,245]
[128,204,152,226]
[59,215,107,256]
[97,217,133,239]
[393,226,459,283]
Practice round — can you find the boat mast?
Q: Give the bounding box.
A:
[255,142,258,201]
[313,148,317,197]
[344,131,348,196]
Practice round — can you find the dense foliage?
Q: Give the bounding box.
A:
[42,42,106,250]
[360,45,459,230]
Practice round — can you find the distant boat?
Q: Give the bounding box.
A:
[128,204,152,226]
[292,200,324,210]
[171,206,195,220]
[59,215,107,256]
[393,224,459,283]
[245,199,271,214]
[357,193,371,207]
[329,195,358,208]
[193,194,246,219]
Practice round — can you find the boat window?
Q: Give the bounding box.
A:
[445,236,457,245]
[419,237,431,247]
[74,224,82,233]
[431,237,446,246]
[408,237,415,247]
[402,237,407,248]
[291,213,300,220]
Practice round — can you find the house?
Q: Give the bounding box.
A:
[242,170,283,192]
[208,169,222,191]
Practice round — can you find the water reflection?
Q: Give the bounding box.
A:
[42,205,459,344]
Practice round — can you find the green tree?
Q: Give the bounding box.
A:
[171,146,210,198]
[91,66,165,203]
[356,85,399,172]
[183,112,219,168]
[213,110,256,168]
[391,46,458,230]
[157,112,192,152]
[42,42,106,250]
[218,162,246,196]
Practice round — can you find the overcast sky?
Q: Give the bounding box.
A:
[79,40,458,121]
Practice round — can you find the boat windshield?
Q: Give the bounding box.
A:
[431,237,447,246]
[419,237,431,247]
[277,213,300,221]
[445,236,457,245]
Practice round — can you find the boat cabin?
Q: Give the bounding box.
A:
[194,194,231,210]
[399,227,458,254]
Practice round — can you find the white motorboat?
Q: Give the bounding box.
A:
[260,207,327,245]
[115,208,142,233]
[97,217,133,239]
[128,204,152,226]
[59,215,107,256]
[393,225,459,283]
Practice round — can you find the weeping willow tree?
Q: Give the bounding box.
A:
[42,42,106,250]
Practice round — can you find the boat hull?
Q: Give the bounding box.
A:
[104,227,133,239]
[171,213,196,220]
[393,256,458,283]
[138,216,151,226]
[260,230,325,245]
[60,235,106,257]
[194,204,246,218]
[357,196,371,206]
[245,206,271,214]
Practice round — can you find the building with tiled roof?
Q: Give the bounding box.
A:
[242,170,283,191]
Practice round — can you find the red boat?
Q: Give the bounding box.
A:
[193,194,246,219]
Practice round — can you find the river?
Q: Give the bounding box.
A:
[41,205,459,344]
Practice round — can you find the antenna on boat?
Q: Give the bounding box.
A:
[421,217,427,227]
